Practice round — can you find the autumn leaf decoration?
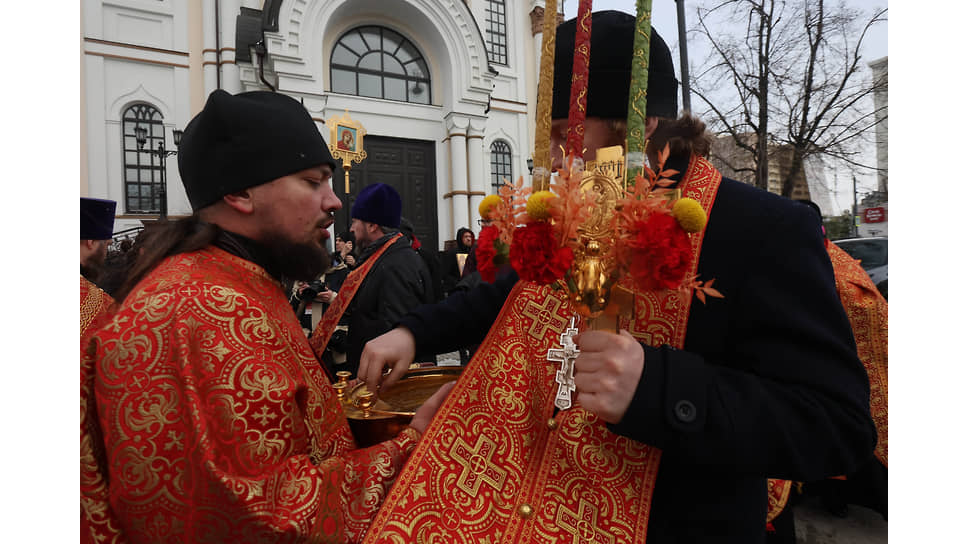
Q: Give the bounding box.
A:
[475,148,724,304]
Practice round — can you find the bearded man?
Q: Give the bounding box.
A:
[82,90,451,543]
[80,197,116,286]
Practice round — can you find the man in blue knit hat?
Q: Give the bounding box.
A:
[311,182,433,377]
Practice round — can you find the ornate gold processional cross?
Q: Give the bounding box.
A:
[547,316,581,410]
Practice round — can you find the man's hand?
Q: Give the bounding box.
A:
[315,288,336,304]
[573,330,645,424]
[359,327,417,392]
[409,381,456,434]
[345,254,356,267]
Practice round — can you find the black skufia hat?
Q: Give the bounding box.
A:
[551,10,679,120]
[177,90,338,211]
[80,197,116,240]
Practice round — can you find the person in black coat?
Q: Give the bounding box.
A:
[358,12,875,544]
[440,227,475,296]
[400,217,443,302]
[343,183,434,377]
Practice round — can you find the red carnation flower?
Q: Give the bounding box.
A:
[510,222,574,285]
[476,225,501,283]
[622,213,692,291]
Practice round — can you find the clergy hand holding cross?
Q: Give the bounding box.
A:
[571,329,645,424]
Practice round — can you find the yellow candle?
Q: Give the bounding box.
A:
[532,0,558,191]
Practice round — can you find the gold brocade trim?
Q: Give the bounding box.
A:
[766,479,793,523]
[80,276,112,336]
[827,242,888,467]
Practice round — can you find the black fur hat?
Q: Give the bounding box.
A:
[178,90,337,211]
[80,197,116,240]
[551,10,679,120]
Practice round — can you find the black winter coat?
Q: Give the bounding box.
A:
[397,160,876,544]
[344,233,434,376]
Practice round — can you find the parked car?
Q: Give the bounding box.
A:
[832,236,887,299]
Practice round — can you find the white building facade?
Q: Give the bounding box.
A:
[82,0,554,250]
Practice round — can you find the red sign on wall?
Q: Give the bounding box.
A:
[863,207,886,223]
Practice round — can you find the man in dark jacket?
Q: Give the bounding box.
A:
[400,217,443,302]
[343,183,434,377]
[440,227,474,296]
[358,11,875,544]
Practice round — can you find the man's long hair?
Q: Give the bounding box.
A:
[114,216,221,302]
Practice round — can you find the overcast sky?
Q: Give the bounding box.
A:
[562,0,889,214]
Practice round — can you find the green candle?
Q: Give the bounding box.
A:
[625,0,653,185]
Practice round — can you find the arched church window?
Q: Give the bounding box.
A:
[331,26,431,105]
[489,140,512,193]
[121,104,164,214]
[485,0,508,65]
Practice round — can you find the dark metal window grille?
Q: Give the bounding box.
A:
[330,26,432,105]
[490,140,512,193]
[121,104,164,214]
[485,0,508,65]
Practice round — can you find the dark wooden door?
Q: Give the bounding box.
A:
[333,135,438,252]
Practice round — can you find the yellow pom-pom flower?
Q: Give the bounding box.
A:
[479,194,502,219]
[672,197,707,233]
[526,190,557,221]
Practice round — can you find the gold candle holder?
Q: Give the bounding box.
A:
[336,371,352,386]
[332,382,347,402]
[357,391,375,418]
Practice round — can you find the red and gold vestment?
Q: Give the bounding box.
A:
[825,240,887,468]
[363,156,721,543]
[87,247,419,543]
[81,275,124,543]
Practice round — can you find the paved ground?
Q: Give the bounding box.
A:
[794,496,887,544]
[433,355,888,543]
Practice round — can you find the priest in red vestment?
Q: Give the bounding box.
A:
[82,90,451,543]
[80,196,122,542]
[358,11,875,544]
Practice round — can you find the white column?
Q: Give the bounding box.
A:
[467,118,487,233]
[203,0,218,95]
[220,0,241,93]
[447,115,470,235]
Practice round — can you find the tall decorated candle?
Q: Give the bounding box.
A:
[625,0,654,184]
[565,0,593,159]
[532,0,558,191]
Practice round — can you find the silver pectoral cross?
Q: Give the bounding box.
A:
[546,316,581,410]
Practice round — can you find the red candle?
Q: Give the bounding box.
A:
[565,0,593,159]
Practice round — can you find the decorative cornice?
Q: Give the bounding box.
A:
[84,38,188,57]
[84,51,189,69]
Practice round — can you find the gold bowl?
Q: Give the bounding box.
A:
[343,366,461,447]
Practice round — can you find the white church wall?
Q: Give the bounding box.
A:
[83,0,537,247]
